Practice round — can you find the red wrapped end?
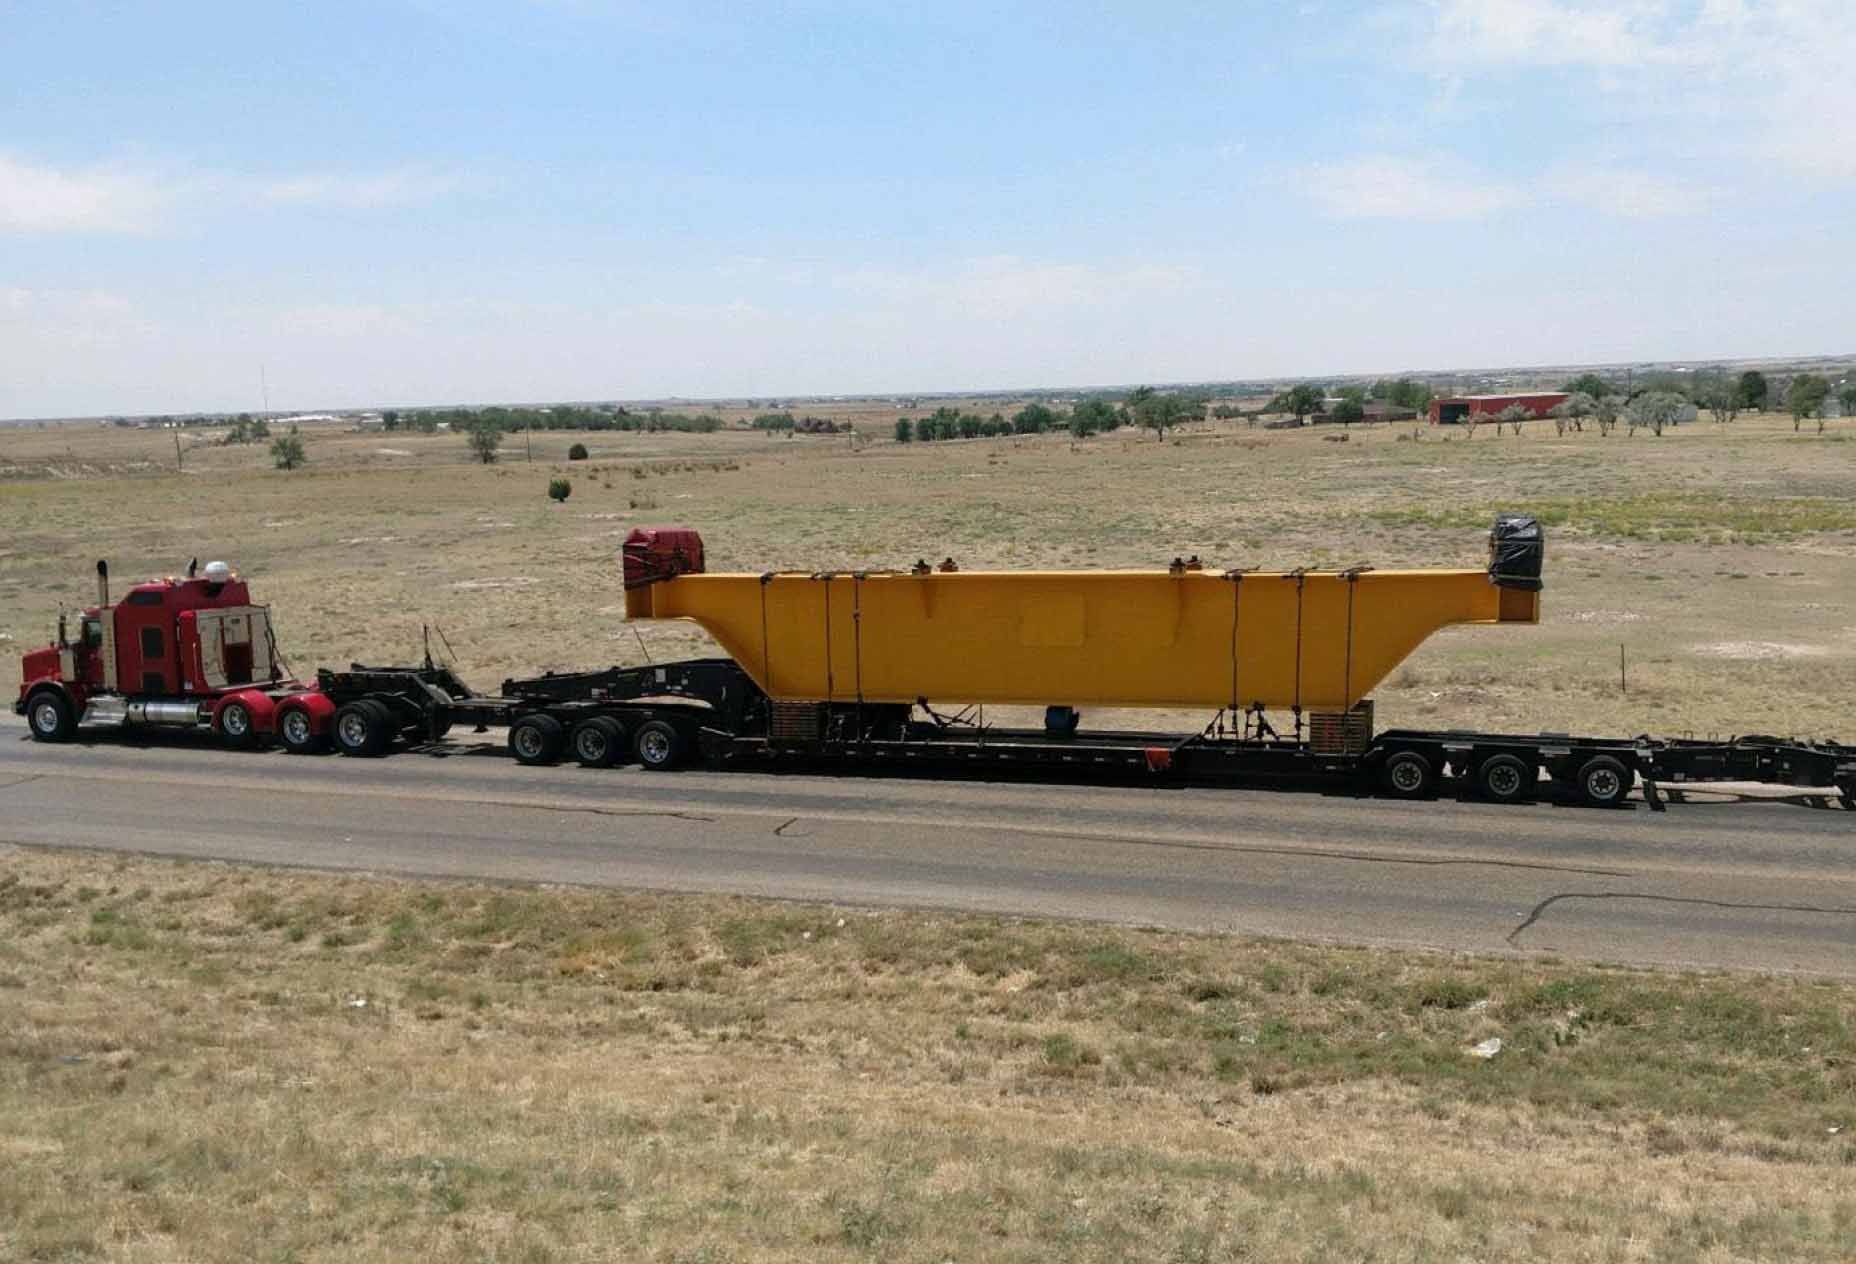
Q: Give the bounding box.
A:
[623,527,705,590]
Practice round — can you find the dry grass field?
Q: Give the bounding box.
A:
[3,846,1853,1263]
[4,411,1856,1261]
[3,409,1854,737]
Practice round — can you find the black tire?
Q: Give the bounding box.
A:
[277,706,327,754]
[570,716,625,768]
[1379,749,1437,799]
[1574,754,1633,808]
[509,714,566,766]
[25,690,76,743]
[1477,753,1534,804]
[217,699,258,749]
[332,701,391,757]
[633,719,684,771]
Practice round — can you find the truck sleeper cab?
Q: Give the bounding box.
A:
[15,558,310,747]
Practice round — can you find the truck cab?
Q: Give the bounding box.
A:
[15,559,305,745]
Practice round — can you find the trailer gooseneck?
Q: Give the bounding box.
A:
[15,520,1856,811]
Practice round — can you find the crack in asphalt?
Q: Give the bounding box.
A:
[1507,890,1856,944]
[1036,830,1634,878]
[510,802,718,824]
[0,774,42,791]
[773,817,808,837]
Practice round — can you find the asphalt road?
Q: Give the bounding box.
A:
[2,720,1852,976]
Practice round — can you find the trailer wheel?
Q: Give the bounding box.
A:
[1379,749,1437,799]
[509,714,566,766]
[333,701,391,757]
[1477,753,1534,804]
[633,719,684,771]
[278,707,326,754]
[26,690,76,743]
[1575,755,1633,809]
[570,717,625,768]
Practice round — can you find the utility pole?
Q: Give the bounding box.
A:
[173,427,183,471]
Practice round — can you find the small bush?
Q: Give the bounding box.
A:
[567,442,589,461]
[548,478,571,503]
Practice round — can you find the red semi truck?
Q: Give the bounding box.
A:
[13,559,331,748]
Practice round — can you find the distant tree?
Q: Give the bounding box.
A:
[1787,374,1830,432]
[250,417,269,439]
[1496,403,1531,436]
[1627,391,1685,437]
[1012,402,1058,434]
[893,418,913,443]
[467,423,502,463]
[382,409,400,431]
[1069,399,1119,437]
[1269,383,1325,424]
[1563,372,1616,398]
[1699,377,1740,425]
[1551,392,1595,435]
[1736,369,1769,411]
[1840,384,1856,419]
[1330,397,1365,427]
[1368,379,1392,401]
[269,424,306,470]
[548,477,572,503]
[1128,387,1198,440]
[1337,385,1368,406]
[568,442,589,460]
[1593,395,1622,437]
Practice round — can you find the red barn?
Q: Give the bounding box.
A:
[1429,392,1569,424]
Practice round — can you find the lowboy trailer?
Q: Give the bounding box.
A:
[303,653,1856,810]
[17,526,1856,811]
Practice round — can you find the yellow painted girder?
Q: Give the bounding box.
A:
[627,565,1538,712]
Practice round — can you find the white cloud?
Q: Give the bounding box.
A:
[0,152,470,234]
[1302,155,1527,221]
[1301,153,1714,221]
[1411,0,1856,183]
[1423,0,1686,68]
[0,155,169,233]
[835,256,1200,320]
[256,168,467,209]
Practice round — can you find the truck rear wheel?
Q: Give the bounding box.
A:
[217,700,258,749]
[278,706,326,754]
[633,719,684,770]
[1379,749,1437,799]
[27,691,76,743]
[1575,755,1633,808]
[333,701,391,757]
[1477,753,1534,804]
[509,714,566,765]
[570,716,625,768]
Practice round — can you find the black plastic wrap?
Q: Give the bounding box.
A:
[1488,514,1544,591]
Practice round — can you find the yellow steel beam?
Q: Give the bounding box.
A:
[626,562,1538,712]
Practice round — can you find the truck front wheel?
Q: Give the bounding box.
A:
[27,691,76,743]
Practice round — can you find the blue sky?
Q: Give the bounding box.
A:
[2,0,1851,417]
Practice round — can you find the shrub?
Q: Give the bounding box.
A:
[548,478,572,503]
[567,442,589,461]
[269,425,306,470]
